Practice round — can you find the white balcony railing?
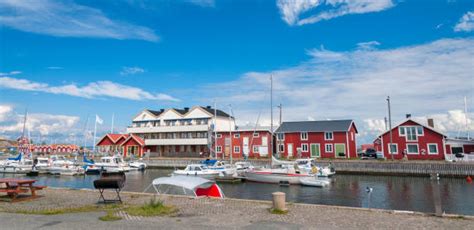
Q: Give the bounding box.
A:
[144,138,208,146]
[127,124,209,133]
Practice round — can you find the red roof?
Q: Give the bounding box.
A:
[108,134,124,142]
[120,134,145,146]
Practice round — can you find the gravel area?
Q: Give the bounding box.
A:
[0,188,473,229]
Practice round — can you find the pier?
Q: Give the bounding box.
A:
[144,158,474,177]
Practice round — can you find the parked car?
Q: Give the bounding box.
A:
[361,148,378,159]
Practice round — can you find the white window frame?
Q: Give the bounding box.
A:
[427,143,438,155]
[300,132,308,140]
[351,132,354,141]
[406,144,419,155]
[253,132,259,137]
[252,145,259,153]
[277,133,285,141]
[325,144,333,152]
[216,134,222,138]
[216,146,222,153]
[388,143,398,154]
[233,133,240,138]
[399,126,406,136]
[417,126,424,136]
[325,132,334,140]
[301,144,308,152]
[278,144,284,153]
[234,146,240,153]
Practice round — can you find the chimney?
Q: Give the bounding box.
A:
[184,107,189,111]
[206,105,212,109]
[427,118,434,128]
[406,114,411,119]
[160,109,164,112]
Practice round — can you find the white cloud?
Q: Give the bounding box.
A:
[46,66,64,70]
[0,105,13,122]
[454,11,474,32]
[0,76,179,102]
[187,0,215,7]
[0,0,159,42]
[356,41,380,50]
[120,66,146,76]
[0,71,22,76]
[277,0,395,26]
[201,38,474,143]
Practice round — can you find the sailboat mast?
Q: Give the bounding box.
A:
[213,100,217,159]
[228,104,233,164]
[270,75,274,157]
[21,109,28,138]
[465,96,470,139]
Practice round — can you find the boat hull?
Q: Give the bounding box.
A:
[172,172,219,180]
[245,171,314,184]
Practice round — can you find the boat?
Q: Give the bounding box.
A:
[201,159,236,177]
[299,177,330,187]
[129,161,147,171]
[234,161,255,177]
[0,153,33,174]
[93,156,131,172]
[34,157,51,174]
[172,164,220,180]
[295,158,336,177]
[151,176,224,198]
[245,167,315,185]
[48,164,85,176]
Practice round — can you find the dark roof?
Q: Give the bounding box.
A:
[200,106,230,117]
[275,120,355,133]
[147,110,164,116]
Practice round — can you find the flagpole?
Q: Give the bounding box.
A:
[111,113,115,133]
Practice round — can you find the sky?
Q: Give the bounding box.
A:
[0,0,473,145]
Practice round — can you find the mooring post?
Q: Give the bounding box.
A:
[272,192,287,211]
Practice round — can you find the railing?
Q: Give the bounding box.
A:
[444,154,474,162]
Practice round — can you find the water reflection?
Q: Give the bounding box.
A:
[1,171,473,215]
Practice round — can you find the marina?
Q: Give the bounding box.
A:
[1,168,473,216]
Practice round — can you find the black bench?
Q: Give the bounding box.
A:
[93,172,126,203]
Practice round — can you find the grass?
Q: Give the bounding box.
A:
[99,211,122,221]
[269,208,288,215]
[13,204,122,215]
[124,197,176,217]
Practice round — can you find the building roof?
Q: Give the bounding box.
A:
[147,109,164,116]
[120,134,145,146]
[199,106,231,117]
[376,118,446,138]
[142,106,231,119]
[275,120,356,133]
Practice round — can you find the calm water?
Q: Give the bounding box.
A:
[2,170,473,215]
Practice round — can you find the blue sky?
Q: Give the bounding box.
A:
[1,0,473,145]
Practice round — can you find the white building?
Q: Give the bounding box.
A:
[126,106,235,157]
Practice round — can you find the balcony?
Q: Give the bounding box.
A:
[145,138,208,145]
[127,124,209,133]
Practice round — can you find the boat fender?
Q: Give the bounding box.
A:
[311,166,318,174]
[195,172,197,176]
[467,176,472,183]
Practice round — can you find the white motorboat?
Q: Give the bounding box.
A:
[201,159,236,177]
[48,164,85,176]
[234,161,255,177]
[0,153,33,174]
[94,156,131,172]
[34,157,51,174]
[245,167,315,185]
[172,164,220,180]
[150,176,225,198]
[295,159,336,177]
[129,161,147,171]
[299,177,330,187]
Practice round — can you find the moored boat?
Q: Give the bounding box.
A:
[299,177,330,187]
[245,168,315,185]
[172,164,220,180]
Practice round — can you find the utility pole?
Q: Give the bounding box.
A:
[228,104,233,164]
[270,74,274,157]
[387,96,394,160]
[213,100,217,159]
[278,103,282,126]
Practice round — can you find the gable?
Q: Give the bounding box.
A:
[378,119,446,138]
[185,107,212,119]
[133,110,157,122]
[160,109,183,120]
[96,135,114,146]
[121,135,144,146]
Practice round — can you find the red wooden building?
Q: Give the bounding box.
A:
[275,120,358,159]
[96,133,148,157]
[215,127,272,159]
[373,117,447,160]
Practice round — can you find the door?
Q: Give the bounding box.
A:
[287,144,293,158]
[311,144,320,158]
[335,144,346,158]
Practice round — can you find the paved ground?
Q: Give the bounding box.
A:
[0,188,473,230]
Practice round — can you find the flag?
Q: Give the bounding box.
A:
[95,115,103,125]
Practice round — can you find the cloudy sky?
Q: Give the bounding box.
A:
[0,0,473,145]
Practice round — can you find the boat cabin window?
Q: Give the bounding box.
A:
[194,166,202,171]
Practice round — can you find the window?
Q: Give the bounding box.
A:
[351,132,354,141]
[389,144,398,154]
[253,145,259,153]
[407,144,419,154]
[301,144,308,152]
[253,133,259,137]
[216,146,222,153]
[399,127,405,136]
[234,146,240,153]
[417,126,423,135]
[300,132,308,140]
[325,144,333,152]
[234,133,240,138]
[325,132,333,140]
[406,126,417,141]
[278,144,284,152]
[428,144,438,155]
[277,133,284,140]
[216,134,222,138]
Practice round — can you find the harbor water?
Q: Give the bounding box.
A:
[1,169,473,215]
